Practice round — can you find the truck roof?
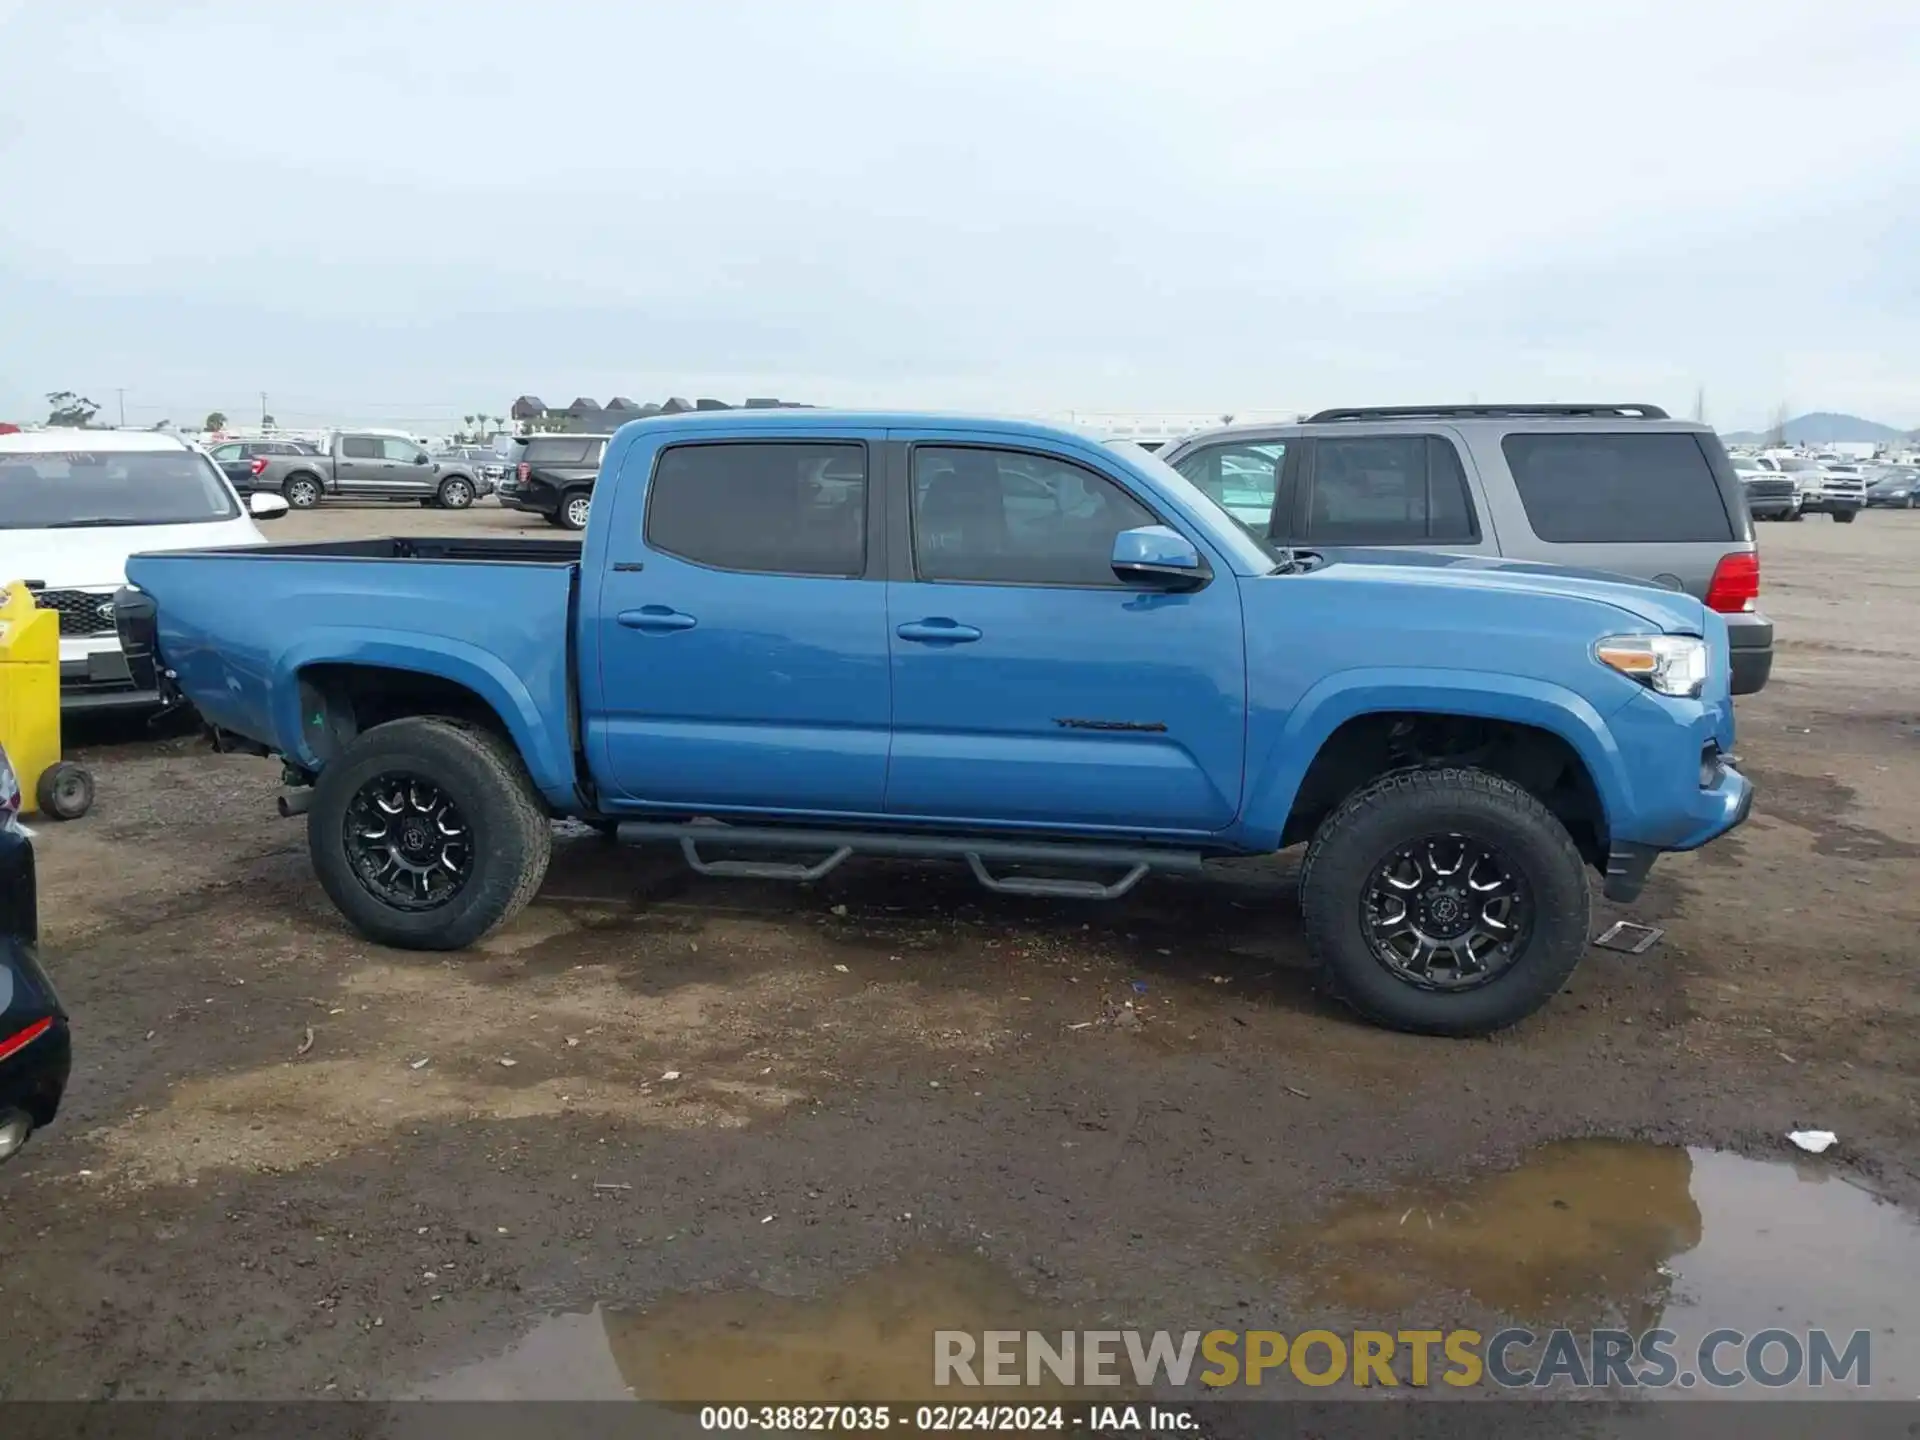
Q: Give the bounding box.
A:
[605,408,1099,447]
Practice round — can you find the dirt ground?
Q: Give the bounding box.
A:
[3,498,1917,1401]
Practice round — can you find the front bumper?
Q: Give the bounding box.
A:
[1601,745,1754,903]
[59,636,158,712]
[1802,494,1864,514]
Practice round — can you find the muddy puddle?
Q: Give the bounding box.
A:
[417,1250,1086,1403]
[419,1141,1918,1402]
[1271,1139,1918,1393]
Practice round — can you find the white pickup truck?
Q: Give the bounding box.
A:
[0,430,287,711]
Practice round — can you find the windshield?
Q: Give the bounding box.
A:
[0,447,241,529]
[1777,458,1820,472]
[1117,445,1287,570]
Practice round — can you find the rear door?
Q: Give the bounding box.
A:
[1287,432,1498,557]
[334,435,387,495]
[587,432,893,814]
[882,436,1247,834]
[1488,429,1747,598]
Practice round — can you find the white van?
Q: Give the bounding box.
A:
[0,431,288,711]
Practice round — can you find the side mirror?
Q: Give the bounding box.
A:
[1111,525,1207,590]
[414,452,431,465]
[249,492,290,521]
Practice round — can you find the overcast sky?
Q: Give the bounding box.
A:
[2,0,1915,433]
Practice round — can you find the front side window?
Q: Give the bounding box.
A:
[0,448,241,529]
[645,442,866,576]
[1170,440,1285,533]
[911,446,1157,587]
[379,438,425,463]
[1304,436,1477,545]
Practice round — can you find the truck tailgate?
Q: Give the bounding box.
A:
[123,548,582,804]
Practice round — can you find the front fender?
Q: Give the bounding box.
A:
[274,630,579,809]
[1239,667,1634,849]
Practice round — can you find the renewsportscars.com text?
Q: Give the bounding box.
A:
[934,1327,1872,1391]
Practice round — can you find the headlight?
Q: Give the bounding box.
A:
[1595,634,1709,698]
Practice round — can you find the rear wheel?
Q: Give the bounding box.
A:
[556,491,592,531]
[1298,767,1591,1036]
[308,717,552,949]
[284,475,322,509]
[438,476,475,509]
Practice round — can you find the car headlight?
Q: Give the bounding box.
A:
[1595,634,1709,698]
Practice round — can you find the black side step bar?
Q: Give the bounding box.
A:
[611,821,1204,900]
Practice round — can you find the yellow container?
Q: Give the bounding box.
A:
[0,581,92,818]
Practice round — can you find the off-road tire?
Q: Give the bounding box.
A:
[308,717,551,950]
[1297,767,1591,1037]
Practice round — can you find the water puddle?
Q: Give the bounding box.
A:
[418,1250,1079,1403]
[1271,1138,1919,1391]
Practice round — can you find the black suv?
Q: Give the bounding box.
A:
[498,435,608,530]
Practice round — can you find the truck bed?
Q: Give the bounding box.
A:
[122,540,586,806]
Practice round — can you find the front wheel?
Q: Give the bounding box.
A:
[1297,768,1591,1036]
[308,717,552,949]
[1834,509,1857,524]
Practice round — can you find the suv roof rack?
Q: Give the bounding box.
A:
[1305,403,1671,423]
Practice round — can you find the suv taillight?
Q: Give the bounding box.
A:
[517,462,530,482]
[249,456,269,475]
[1706,552,1759,614]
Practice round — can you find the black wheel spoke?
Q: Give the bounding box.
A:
[344,772,475,912]
[1361,832,1532,993]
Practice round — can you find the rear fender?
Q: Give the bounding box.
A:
[1240,668,1632,848]
[275,631,578,808]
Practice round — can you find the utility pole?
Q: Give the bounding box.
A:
[1692,386,1706,424]
[116,388,126,427]
[260,391,268,428]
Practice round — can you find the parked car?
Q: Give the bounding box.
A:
[0,430,287,712]
[496,434,610,530]
[117,410,1752,1037]
[1867,470,1920,508]
[248,431,493,511]
[1754,456,1865,521]
[436,446,512,492]
[0,739,71,1165]
[1733,464,1799,522]
[207,438,319,496]
[1159,405,1775,697]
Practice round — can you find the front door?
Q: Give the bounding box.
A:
[884,439,1247,835]
[588,434,893,814]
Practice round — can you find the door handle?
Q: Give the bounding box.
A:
[617,606,697,633]
[896,618,982,644]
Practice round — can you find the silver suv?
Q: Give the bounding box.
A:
[1159,404,1772,695]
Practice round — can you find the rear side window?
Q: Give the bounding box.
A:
[1502,433,1734,543]
[525,438,595,465]
[341,436,380,459]
[1304,436,1477,544]
[646,442,866,577]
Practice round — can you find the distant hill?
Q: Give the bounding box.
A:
[1721,412,1912,445]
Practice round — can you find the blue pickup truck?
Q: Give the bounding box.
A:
[114,411,1751,1035]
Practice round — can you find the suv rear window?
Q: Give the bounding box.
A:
[523,438,596,464]
[1502,433,1734,543]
